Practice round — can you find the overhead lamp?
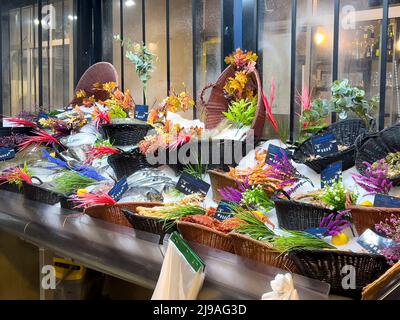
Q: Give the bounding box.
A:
[125,0,136,7]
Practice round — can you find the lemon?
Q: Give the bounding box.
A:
[50,152,56,158]
[253,211,265,219]
[332,233,349,246]
[77,189,89,197]
[361,200,373,207]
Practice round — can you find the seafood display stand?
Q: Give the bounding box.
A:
[0,190,330,300]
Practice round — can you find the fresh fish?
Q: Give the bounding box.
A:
[118,186,164,203]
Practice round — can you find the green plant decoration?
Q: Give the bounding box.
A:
[223,97,257,128]
[114,35,157,100]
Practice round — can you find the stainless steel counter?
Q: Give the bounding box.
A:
[0,191,330,300]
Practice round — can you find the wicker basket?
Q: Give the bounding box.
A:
[101,123,151,146]
[355,123,400,184]
[177,221,235,253]
[346,194,400,235]
[22,179,62,205]
[362,261,400,300]
[0,182,23,194]
[272,192,335,231]
[230,233,298,272]
[108,150,152,180]
[123,210,176,244]
[208,169,241,202]
[292,119,369,173]
[84,202,163,228]
[202,65,266,139]
[288,249,389,299]
[60,196,84,212]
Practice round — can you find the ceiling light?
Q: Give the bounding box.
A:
[125,0,136,7]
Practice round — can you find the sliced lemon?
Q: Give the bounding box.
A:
[361,200,373,207]
[332,233,349,246]
[77,189,89,197]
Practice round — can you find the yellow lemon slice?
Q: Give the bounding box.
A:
[77,189,89,197]
[332,233,349,246]
[361,200,373,207]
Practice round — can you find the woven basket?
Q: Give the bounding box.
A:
[60,196,84,212]
[345,194,400,235]
[288,249,389,299]
[362,261,400,300]
[108,150,152,180]
[355,123,400,184]
[177,220,235,253]
[123,210,176,244]
[22,181,62,205]
[230,233,298,272]
[292,119,369,173]
[84,202,163,228]
[202,65,266,139]
[208,169,241,202]
[0,182,23,194]
[272,192,335,231]
[101,123,151,146]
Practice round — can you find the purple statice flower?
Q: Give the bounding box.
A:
[218,181,248,203]
[266,152,313,189]
[320,210,352,236]
[375,214,400,265]
[353,160,393,195]
[381,246,400,266]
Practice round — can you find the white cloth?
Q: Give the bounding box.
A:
[152,240,205,300]
[262,274,300,300]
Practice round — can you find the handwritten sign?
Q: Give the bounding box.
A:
[176,172,210,196]
[108,177,129,201]
[311,132,339,157]
[266,145,288,166]
[134,105,149,122]
[321,161,342,188]
[357,229,395,256]
[374,194,400,208]
[214,201,235,222]
[0,147,15,161]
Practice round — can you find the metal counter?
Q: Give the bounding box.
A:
[0,191,330,300]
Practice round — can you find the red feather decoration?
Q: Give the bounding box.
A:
[18,129,62,151]
[85,145,120,164]
[262,81,279,134]
[69,192,117,209]
[4,117,37,128]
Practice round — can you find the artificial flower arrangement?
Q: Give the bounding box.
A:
[115,35,157,100]
[375,215,400,265]
[299,79,378,141]
[0,163,33,190]
[139,88,200,156]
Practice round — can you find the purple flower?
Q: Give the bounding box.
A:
[353,161,393,195]
[320,210,351,236]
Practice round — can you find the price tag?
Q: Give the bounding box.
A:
[266,145,289,165]
[134,105,149,121]
[176,172,210,196]
[0,147,15,161]
[374,194,400,208]
[321,161,342,188]
[214,201,235,222]
[304,228,328,238]
[357,229,395,255]
[108,177,129,201]
[311,132,339,157]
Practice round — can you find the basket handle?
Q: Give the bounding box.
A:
[345,192,354,208]
[31,176,43,185]
[199,83,216,108]
[275,189,291,200]
[354,131,380,151]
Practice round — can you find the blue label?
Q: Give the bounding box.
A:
[321,161,342,188]
[311,132,339,157]
[357,229,395,255]
[0,147,16,161]
[176,172,210,196]
[135,105,149,121]
[108,177,129,201]
[215,201,235,222]
[304,228,328,238]
[266,145,289,166]
[374,194,400,209]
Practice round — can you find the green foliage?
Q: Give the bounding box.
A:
[108,104,127,119]
[114,35,157,98]
[183,163,205,180]
[321,180,358,211]
[53,171,97,195]
[331,79,378,127]
[223,97,257,128]
[242,185,274,212]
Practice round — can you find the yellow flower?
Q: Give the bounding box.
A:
[76,89,87,99]
[103,82,117,92]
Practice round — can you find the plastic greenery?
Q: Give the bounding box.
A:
[321,180,357,211]
[223,97,257,128]
[353,160,393,195]
[53,171,97,195]
[299,98,331,135]
[331,79,378,127]
[183,163,205,180]
[320,210,352,236]
[234,210,275,241]
[108,105,127,119]
[375,215,400,265]
[115,35,157,99]
[241,185,274,212]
